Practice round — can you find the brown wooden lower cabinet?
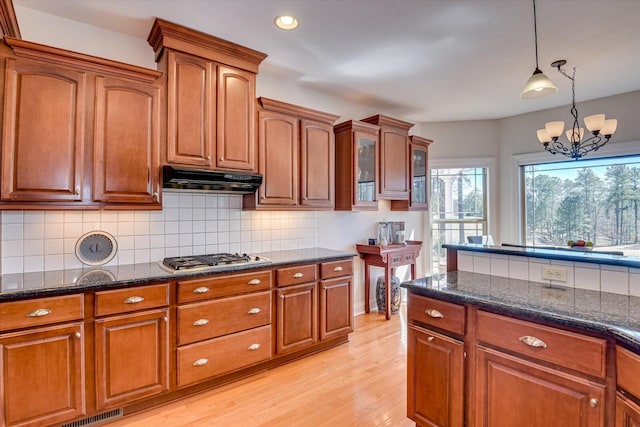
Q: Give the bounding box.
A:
[0,323,85,427]
[475,346,604,427]
[94,308,169,410]
[319,276,353,340]
[276,282,318,355]
[407,324,463,427]
[617,394,640,427]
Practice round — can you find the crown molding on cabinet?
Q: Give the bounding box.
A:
[0,0,20,39]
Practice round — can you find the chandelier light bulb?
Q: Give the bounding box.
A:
[536,129,551,143]
[600,119,618,136]
[566,128,585,144]
[545,121,565,138]
[583,114,606,133]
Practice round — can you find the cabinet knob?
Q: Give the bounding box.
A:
[248,278,261,285]
[280,294,285,300]
[193,358,208,367]
[124,296,144,304]
[247,308,261,315]
[425,309,443,318]
[589,398,599,408]
[518,335,547,349]
[75,188,80,196]
[293,272,304,278]
[75,332,81,338]
[193,286,210,294]
[427,336,435,342]
[27,308,51,318]
[153,192,159,199]
[247,343,261,351]
[163,317,168,322]
[207,155,211,161]
[193,318,209,326]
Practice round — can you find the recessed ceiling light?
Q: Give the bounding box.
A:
[274,15,299,30]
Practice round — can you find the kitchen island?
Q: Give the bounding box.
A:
[401,271,640,426]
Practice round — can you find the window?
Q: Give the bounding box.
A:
[431,167,488,272]
[522,155,640,256]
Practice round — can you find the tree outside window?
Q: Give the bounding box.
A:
[522,155,640,256]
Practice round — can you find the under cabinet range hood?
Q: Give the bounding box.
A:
[162,166,262,194]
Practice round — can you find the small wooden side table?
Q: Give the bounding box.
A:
[355,240,423,320]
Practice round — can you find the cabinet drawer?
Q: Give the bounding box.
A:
[320,259,353,280]
[476,311,606,378]
[277,264,317,287]
[95,283,169,317]
[389,253,405,267]
[178,291,271,345]
[0,294,84,332]
[617,345,640,397]
[408,294,465,336]
[178,271,272,303]
[177,325,271,387]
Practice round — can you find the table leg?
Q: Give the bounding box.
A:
[411,263,416,280]
[385,267,392,320]
[364,262,370,313]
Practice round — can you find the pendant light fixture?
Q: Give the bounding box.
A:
[536,60,618,160]
[520,0,558,99]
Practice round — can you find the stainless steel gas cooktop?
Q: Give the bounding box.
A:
[161,253,271,273]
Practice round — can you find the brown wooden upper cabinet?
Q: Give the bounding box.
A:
[148,19,267,173]
[391,135,433,211]
[243,98,340,210]
[361,115,414,200]
[0,37,162,209]
[334,120,380,211]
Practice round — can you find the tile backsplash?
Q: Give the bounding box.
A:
[457,250,640,296]
[0,192,318,274]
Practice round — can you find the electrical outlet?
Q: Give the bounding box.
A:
[541,266,567,282]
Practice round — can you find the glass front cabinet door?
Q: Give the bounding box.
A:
[334,120,380,211]
[391,135,432,211]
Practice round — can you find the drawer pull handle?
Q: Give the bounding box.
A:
[193,358,208,367]
[248,343,261,351]
[248,279,261,285]
[27,308,51,317]
[589,398,599,408]
[293,272,304,278]
[193,319,209,327]
[124,296,144,304]
[247,308,261,315]
[427,336,435,342]
[193,287,210,294]
[392,257,401,263]
[425,309,443,318]
[519,335,547,349]
[333,266,343,272]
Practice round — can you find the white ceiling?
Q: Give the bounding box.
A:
[12,0,640,122]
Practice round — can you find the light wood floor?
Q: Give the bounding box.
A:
[106,305,414,427]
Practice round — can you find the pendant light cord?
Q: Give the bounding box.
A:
[533,0,539,69]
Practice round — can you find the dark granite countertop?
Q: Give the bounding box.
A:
[443,243,640,269]
[401,271,640,353]
[0,247,356,301]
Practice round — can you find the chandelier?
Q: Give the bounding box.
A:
[536,60,618,160]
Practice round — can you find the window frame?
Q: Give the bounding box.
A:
[429,157,495,274]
